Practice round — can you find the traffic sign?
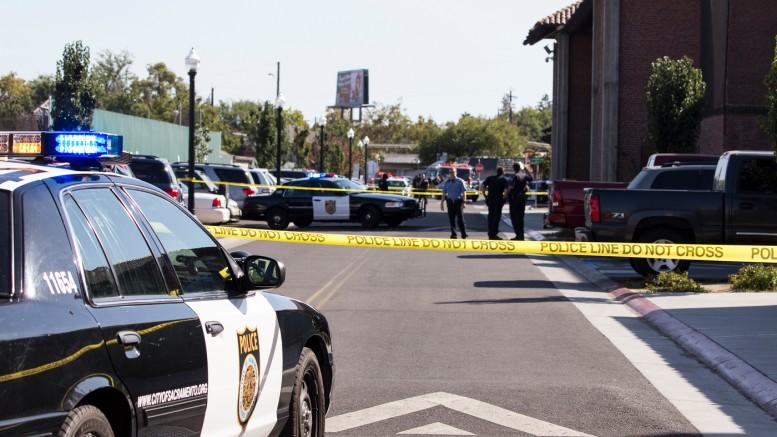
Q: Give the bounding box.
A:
[530,156,545,165]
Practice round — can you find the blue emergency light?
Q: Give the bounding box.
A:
[42,131,123,157]
[0,131,123,158]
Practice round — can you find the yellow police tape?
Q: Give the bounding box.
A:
[182,178,547,197]
[205,225,777,264]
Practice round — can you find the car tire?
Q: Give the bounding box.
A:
[630,228,692,278]
[385,218,403,228]
[293,219,313,228]
[267,208,290,230]
[360,206,381,228]
[281,347,326,437]
[59,405,114,437]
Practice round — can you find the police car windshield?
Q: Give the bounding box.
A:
[332,179,364,191]
[0,191,9,295]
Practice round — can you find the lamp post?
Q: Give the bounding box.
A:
[275,94,285,181]
[185,47,200,213]
[362,135,370,184]
[318,117,327,173]
[347,128,355,179]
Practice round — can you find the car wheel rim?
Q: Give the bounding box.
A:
[648,239,679,272]
[300,379,314,437]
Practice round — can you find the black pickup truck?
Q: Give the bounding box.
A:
[577,151,777,276]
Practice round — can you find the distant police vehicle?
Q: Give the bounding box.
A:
[0,131,333,437]
[243,176,421,229]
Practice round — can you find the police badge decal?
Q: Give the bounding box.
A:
[325,199,337,215]
[237,327,260,425]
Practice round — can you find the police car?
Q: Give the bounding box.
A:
[0,132,333,437]
[242,176,421,229]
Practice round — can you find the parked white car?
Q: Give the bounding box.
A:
[249,168,277,195]
[180,183,231,225]
[387,177,412,196]
[227,198,241,222]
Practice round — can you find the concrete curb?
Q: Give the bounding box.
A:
[526,229,777,420]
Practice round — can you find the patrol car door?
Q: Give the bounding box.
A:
[126,188,284,437]
[62,188,210,434]
[313,181,350,220]
[284,180,315,223]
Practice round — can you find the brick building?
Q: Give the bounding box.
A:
[525,0,777,182]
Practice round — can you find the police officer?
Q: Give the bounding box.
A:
[414,174,429,216]
[506,162,534,240]
[378,173,390,191]
[441,168,467,239]
[481,167,508,240]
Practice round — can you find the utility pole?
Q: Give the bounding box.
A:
[210,87,214,106]
[276,62,280,99]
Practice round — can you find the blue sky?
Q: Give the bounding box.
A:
[1,0,571,123]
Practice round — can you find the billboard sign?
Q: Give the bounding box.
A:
[335,69,369,108]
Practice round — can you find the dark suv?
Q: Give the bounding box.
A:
[129,155,184,204]
[173,163,256,208]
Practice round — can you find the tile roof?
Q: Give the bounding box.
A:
[524,1,583,45]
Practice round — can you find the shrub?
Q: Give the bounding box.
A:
[645,56,706,153]
[645,271,705,293]
[729,265,777,292]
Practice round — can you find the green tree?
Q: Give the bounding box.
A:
[324,142,345,174]
[514,94,552,142]
[252,102,275,167]
[195,100,218,161]
[418,115,526,164]
[131,63,187,122]
[28,75,54,107]
[765,36,777,155]
[92,50,136,114]
[645,56,706,153]
[0,72,33,119]
[53,41,97,130]
[218,100,261,154]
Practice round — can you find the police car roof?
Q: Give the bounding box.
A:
[0,160,132,192]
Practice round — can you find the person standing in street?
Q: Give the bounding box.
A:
[506,162,533,240]
[481,167,508,240]
[378,173,389,191]
[440,168,467,239]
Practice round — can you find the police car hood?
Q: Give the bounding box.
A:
[352,192,411,202]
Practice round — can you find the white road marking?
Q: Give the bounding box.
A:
[397,422,474,435]
[327,392,595,436]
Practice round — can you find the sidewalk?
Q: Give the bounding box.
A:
[518,209,777,420]
[644,292,777,386]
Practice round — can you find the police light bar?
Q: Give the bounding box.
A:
[42,131,123,157]
[0,131,123,158]
[0,132,43,156]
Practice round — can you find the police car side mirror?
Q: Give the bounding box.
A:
[243,255,285,290]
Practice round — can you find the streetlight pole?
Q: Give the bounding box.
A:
[185,48,200,214]
[275,94,285,181]
[362,135,370,184]
[347,128,355,179]
[318,117,326,173]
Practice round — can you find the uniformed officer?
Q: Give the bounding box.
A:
[378,173,389,191]
[440,168,467,239]
[506,162,534,240]
[481,167,508,240]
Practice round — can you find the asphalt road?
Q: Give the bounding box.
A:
[225,205,699,436]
